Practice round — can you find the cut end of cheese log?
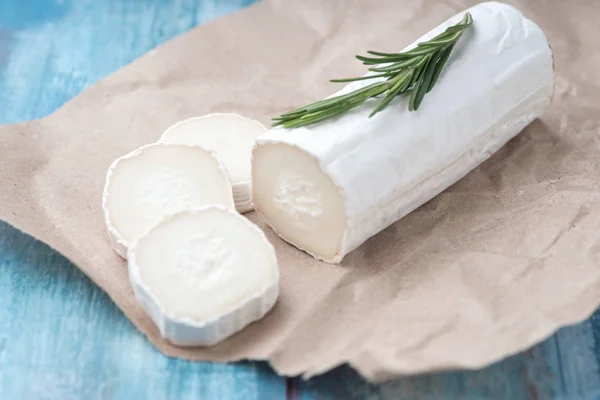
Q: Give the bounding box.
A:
[252,143,347,263]
[160,113,267,213]
[103,143,234,258]
[253,2,554,264]
[128,206,279,347]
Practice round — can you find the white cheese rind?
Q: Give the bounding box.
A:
[160,113,267,213]
[128,206,279,347]
[103,143,234,259]
[253,2,554,263]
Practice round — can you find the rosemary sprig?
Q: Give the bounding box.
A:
[272,12,473,129]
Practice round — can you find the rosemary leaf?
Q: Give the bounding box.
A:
[413,53,439,110]
[368,57,421,73]
[330,73,391,83]
[427,43,455,93]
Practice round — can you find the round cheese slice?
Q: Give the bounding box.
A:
[103,143,234,259]
[128,206,279,347]
[159,113,266,213]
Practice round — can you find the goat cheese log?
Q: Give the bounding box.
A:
[252,2,554,263]
[128,206,279,346]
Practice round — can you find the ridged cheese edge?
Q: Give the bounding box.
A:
[127,205,280,346]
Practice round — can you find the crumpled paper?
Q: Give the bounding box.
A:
[1,0,599,383]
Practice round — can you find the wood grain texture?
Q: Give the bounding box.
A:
[0,0,599,399]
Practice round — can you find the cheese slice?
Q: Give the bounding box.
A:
[252,2,555,263]
[128,206,279,346]
[160,113,266,213]
[103,143,234,258]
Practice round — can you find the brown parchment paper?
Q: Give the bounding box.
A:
[1,0,600,383]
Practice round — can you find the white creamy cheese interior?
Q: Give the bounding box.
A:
[103,143,234,257]
[253,144,346,260]
[160,113,266,213]
[128,206,279,346]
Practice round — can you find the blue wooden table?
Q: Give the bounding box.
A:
[1,1,599,399]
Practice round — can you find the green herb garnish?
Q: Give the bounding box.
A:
[273,12,473,129]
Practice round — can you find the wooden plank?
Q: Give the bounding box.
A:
[0,1,285,399]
